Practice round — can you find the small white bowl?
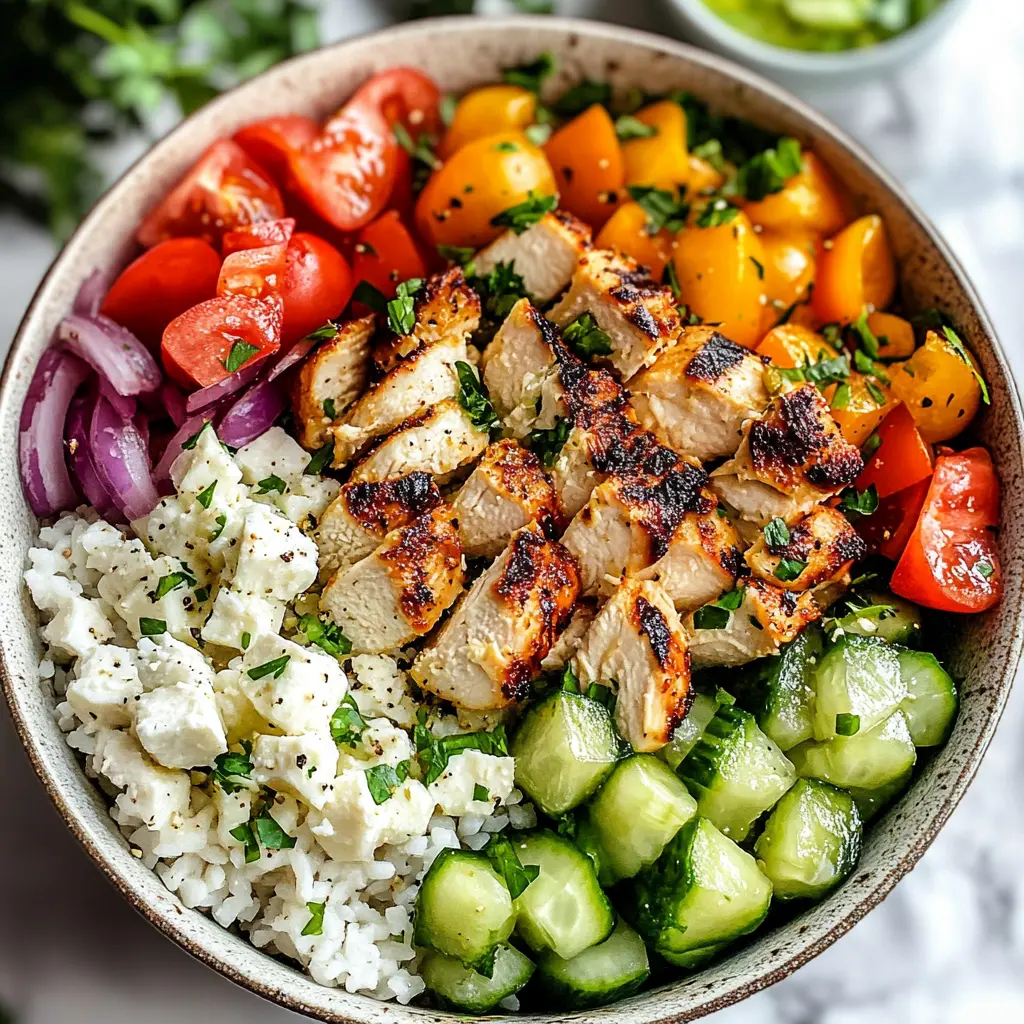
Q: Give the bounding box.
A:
[661,0,970,91]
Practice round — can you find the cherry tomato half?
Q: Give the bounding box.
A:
[352,211,427,301]
[856,403,933,499]
[857,477,931,562]
[280,232,355,345]
[217,242,288,301]
[221,217,295,255]
[234,116,319,183]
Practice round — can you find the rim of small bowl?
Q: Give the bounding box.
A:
[664,0,969,74]
[1,13,1022,1024]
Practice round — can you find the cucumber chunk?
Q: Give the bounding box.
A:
[413,849,514,965]
[789,710,917,793]
[534,919,650,1009]
[657,692,719,769]
[811,634,905,741]
[513,831,615,960]
[630,817,772,966]
[574,815,614,886]
[588,755,697,881]
[511,691,620,815]
[738,625,822,751]
[677,705,796,841]
[849,767,913,822]
[422,944,534,1012]
[782,0,873,30]
[897,649,958,746]
[754,779,862,900]
[834,593,922,645]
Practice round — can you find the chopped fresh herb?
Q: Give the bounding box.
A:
[494,140,519,152]
[254,808,296,850]
[851,309,880,359]
[455,361,499,432]
[302,901,326,936]
[865,379,888,407]
[139,617,166,637]
[942,326,990,404]
[714,687,736,706]
[831,381,852,410]
[691,138,727,173]
[194,586,210,604]
[298,614,352,657]
[305,322,339,343]
[561,664,580,693]
[696,198,739,228]
[330,694,367,747]
[777,354,850,392]
[247,655,291,681]
[154,569,196,600]
[322,398,337,420]
[552,79,612,117]
[484,834,540,900]
[725,137,802,202]
[210,512,227,542]
[438,244,475,266]
[473,783,490,803]
[774,558,807,583]
[835,713,861,737]
[416,726,509,786]
[763,517,791,550]
[615,114,657,141]
[196,480,216,509]
[351,280,388,314]
[501,52,555,93]
[223,340,261,374]
[525,123,552,146]
[365,761,410,805]
[467,260,529,322]
[392,123,441,178]
[750,256,765,280]
[977,560,995,579]
[664,260,681,300]
[490,191,557,234]
[555,812,578,840]
[181,422,212,450]
[526,417,572,468]
[257,474,287,494]
[386,277,424,336]
[439,93,457,127]
[304,441,334,476]
[211,741,254,794]
[862,433,882,458]
[240,631,251,650]
[853,348,890,385]
[585,682,616,713]
[693,586,746,630]
[229,822,260,863]
[563,312,613,358]
[626,184,689,235]
[839,485,880,518]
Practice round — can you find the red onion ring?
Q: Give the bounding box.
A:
[66,391,114,514]
[185,360,263,414]
[218,377,286,450]
[267,336,318,383]
[152,412,218,491]
[58,313,162,397]
[72,270,111,318]
[160,382,187,428]
[89,394,160,521]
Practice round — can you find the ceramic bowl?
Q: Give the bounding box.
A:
[1,14,1021,1024]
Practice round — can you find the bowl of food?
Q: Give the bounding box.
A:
[2,13,1020,1024]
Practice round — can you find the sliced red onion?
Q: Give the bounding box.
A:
[19,349,90,516]
[161,382,187,428]
[89,394,160,521]
[72,270,110,318]
[58,313,162,397]
[98,374,137,421]
[66,391,114,514]
[218,377,286,449]
[185,360,262,414]
[267,336,318,383]
[152,412,217,491]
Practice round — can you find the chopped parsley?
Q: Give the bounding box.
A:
[181,422,212,450]
[254,808,296,850]
[210,741,254,794]
[977,560,995,579]
[138,617,166,637]
[696,198,739,228]
[455,361,500,432]
[774,558,807,583]
[210,513,227,541]
[257,474,287,494]
[194,586,210,604]
[525,123,552,146]
[392,123,441,181]
[304,441,334,476]
[351,280,388,314]
[750,256,765,280]
[246,655,291,681]
[473,783,490,803]
[297,614,352,656]
[838,484,880,518]
[526,417,572,468]
[692,586,746,630]
[305,322,340,343]
[615,114,657,141]
[438,244,475,266]
[414,722,509,786]
[494,140,519,153]
[484,834,539,900]
[467,261,529,322]
[835,713,861,737]
[240,631,251,650]
[763,517,791,550]
[563,312,613,358]
[664,260,681,300]
[725,137,802,202]
[365,761,410,805]
[942,325,990,404]
[154,569,196,600]
[196,481,217,509]
[831,381,852,410]
[229,822,260,863]
[552,79,612,117]
[490,191,557,234]
[223,340,261,374]
[330,694,367,747]
[626,184,689,235]
[862,432,883,458]
[851,309,881,359]
[776,354,850,392]
[865,379,888,407]
[322,398,337,420]
[302,901,326,937]
[501,51,555,93]
[386,277,424,336]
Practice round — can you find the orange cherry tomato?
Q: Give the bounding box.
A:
[221,217,295,255]
[760,231,816,312]
[233,116,318,183]
[856,403,933,499]
[136,140,285,249]
[858,477,931,562]
[280,233,354,344]
[543,105,624,228]
[415,131,556,249]
[217,242,288,301]
[100,238,221,351]
[687,154,726,195]
[620,101,689,189]
[814,214,898,324]
[830,370,897,447]
[440,85,537,158]
[756,324,831,368]
[891,447,1002,613]
[594,201,674,279]
[352,210,428,300]
[867,311,915,360]
[742,152,851,237]
[672,210,767,348]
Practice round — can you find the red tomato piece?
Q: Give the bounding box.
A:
[351,211,427,301]
[234,116,319,182]
[137,140,285,249]
[890,447,1002,613]
[217,243,288,301]
[100,238,221,350]
[351,67,443,136]
[281,232,355,345]
[857,477,931,562]
[162,295,282,389]
[856,404,934,499]
[222,217,295,255]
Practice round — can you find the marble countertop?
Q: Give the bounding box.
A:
[1,0,1021,1020]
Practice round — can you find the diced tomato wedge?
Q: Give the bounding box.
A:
[856,404,934,498]
[137,140,285,249]
[280,232,355,345]
[161,295,282,389]
[222,217,296,255]
[386,148,417,223]
[234,115,319,182]
[857,477,931,562]
[351,67,443,136]
[890,446,1002,613]
[217,243,288,301]
[352,211,428,301]
[100,238,221,350]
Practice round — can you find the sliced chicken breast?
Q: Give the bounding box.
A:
[314,472,441,581]
[548,249,680,380]
[628,326,771,461]
[412,524,580,710]
[574,578,691,753]
[711,384,863,526]
[292,315,375,449]
[540,599,597,672]
[320,504,463,655]
[347,398,489,484]
[472,210,592,305]
[452,440,563,558]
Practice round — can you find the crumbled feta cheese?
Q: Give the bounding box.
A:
[251,732,338,809]
[349,654,418,728]
[339,717,413,770]
[235,427,310,483]
[134,681,227,769]
[171,423,247,507]
[213,786,252,848]
[201,589,285,650]
[211,668,275,744]
[135,634,214,690]
[428,750,516,816]
[65,645,141,727]
[232,504,317,601]
[24,568,113,657]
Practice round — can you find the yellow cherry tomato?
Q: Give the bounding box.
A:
[814,214,897,325]
[621,101,689,189]
[889,329,983,443]
[756,324,830,368]
[742,152,852,237]
[672,210,767,348]
[867,311,916,360]
[543,105,624,228]
[595,201,675,279]
[760,231,817,313]
[687,154,726,195]
[438,85,537,159]
[831,370,897,447]
[415,132,556,249]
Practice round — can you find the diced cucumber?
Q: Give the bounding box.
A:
[574,815,615,886]
[588,755,697,882]
[513,831,615,960]
[754,779,862,900]
[511,691,620,815]
[897,649,957,746]
[657,692,719,769]
[737,625,822,751]
[848,767,913,822]
[677,705,796,842]
[782,0,873,30]
[811,634,905,741]
[833,592,922,645]
[413,849,514,966]
[789,710,917,793]
[422,944,534,1013]
[534,919,650,1009]
[630,817,772,966]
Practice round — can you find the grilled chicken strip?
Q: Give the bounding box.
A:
[412,523,580,710]
[314,472,441,581]
[574,578,692,753]
[628,327,771,462]
[292,315,375,449]
[473,210,591,304]
[540,599,597,672]
[687,577,822,669]
[548,249,680,380]
[320,504,463,655]
[452,440,563,558]
[348,398,489,484]
[710,384,863,526]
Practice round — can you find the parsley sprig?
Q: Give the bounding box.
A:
[455,361,500,432]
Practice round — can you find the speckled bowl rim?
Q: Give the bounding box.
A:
[1,15,1021,1024]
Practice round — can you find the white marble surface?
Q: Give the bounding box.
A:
[1,0,1022,1020]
